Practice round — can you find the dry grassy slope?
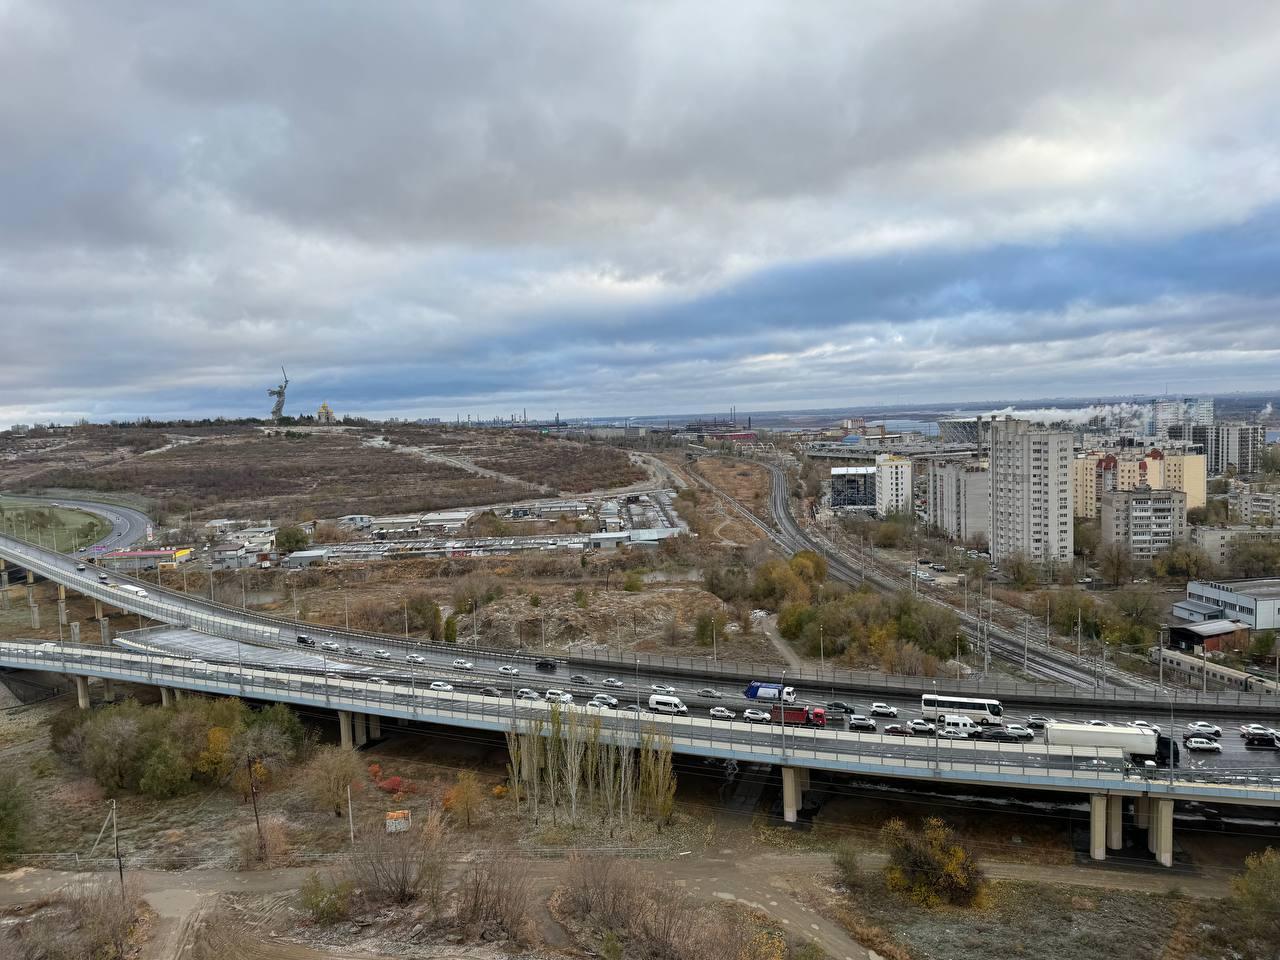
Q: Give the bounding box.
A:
[4,426,647,521]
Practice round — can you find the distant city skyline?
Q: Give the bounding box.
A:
[3,3,1280,428]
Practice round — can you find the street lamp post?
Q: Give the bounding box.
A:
[932,679,939,771]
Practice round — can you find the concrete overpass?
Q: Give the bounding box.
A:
[5,637,1280,867]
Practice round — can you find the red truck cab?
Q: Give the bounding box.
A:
[770,705,826,727]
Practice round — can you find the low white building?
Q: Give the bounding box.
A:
[1185,579,1280,630]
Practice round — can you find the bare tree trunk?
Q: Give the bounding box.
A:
[562,710,585,826]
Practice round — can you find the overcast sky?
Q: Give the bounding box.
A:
[3,1,1280,427]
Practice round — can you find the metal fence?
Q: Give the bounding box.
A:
[5,640,1280,803]
[4,533,1277,714]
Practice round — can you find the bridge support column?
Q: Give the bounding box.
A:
[70,622,81,644]
[75,675,90,710]
[57,599,68,626]
[1107,795,1123,851]
[781,766,800,824]
[26,570,34,585]
[1089,795,1107,861]
[172,688,184,702]
[0,570,8,608]
[353,713,368,748]
[1134,796,1150,831]
[338,710,353,750]
[58,584,66,602]
[94,599,103,621]
[1153,799,1174,868]
[103,679,116,702]
[99,618,110,644]
[368,714,381,740]
[29,603,40,629]
[160,687,172,707]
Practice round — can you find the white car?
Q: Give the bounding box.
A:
[547,691,573,704]
[870,702,898,717]
[709,706,736,720]
[1087,719,1111,727]
[1240,723,1275,737]
[743,708,770,723]
[75,563,87,571]
[1184,737,1222,753]
[374,649,391,660]
[592,693,618,707]
[651,684,676,694]
[1004,724,1035,740]
[585,700,609,709]
[939,728,969,739]
[499,665,520,675]
[516,688,541,700]
[602,677,625,688]
[406,653,426,664]
[452,658,474,670]
[320,640,340,651]
[369,677,388,685]
[429,681,453,692]
[1186,721,1222,737]
[1128,720,1162,734]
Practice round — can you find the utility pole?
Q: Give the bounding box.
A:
[112,799,125,902]
[247,756,266,861]
[1022,620,1028,672]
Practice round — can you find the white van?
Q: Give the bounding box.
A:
[940,714,980,737]
[648,694,689,715]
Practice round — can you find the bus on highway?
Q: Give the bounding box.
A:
[920,693,1003,725]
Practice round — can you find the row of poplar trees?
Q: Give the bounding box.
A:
[505,705,677,836]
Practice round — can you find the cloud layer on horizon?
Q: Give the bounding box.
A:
[3,0,1280,425]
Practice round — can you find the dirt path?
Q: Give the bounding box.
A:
[0,846,1227,959]
[759,613,806,671]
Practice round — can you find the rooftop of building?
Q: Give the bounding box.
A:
[1173,619,1249,637]
[1196,578,1280,601]
[831,466,876,475]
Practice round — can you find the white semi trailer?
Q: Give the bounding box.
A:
[1044,722,1179,767]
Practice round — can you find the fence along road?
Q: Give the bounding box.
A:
[5,638,1280,810]
[2,526,1278,716]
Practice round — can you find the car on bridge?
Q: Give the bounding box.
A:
[406,654,426,664]
[975,727,1024,743]
[651,683,676,694]
[344,646,363,656]
[1186,722,1221,737]
[743,708,770,723]
[882,724,911,736]
[546,690,573,704]
[499,665,520,675]
[591,693,618,707]
[452,658,474,670]
[1004,724,1035,740]
[870,702,898,717]
[478,687,501,697]
[698,687,723,699]
[321,641,340,651]
[1184,737,1222,753]
[939,728,970,739]
[846,714,877,731]
[602,677,625,688]
[1026,715,1054,729]
[1240,723,1276,738]
[826,701,852,713]
[907,719,936,735]
[709,706,736,720]
[296,635,315,646]
[75,563,86,571]
[535,659,558,672]
[429,681,454,692]
[374,649,391,660]
[1129,720,1162,734]
[570,674,592,684]
[516,688,540,700]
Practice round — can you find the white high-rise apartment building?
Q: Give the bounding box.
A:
[926,459,990,543]
[874,454,912,518]
[1150,396,1214,438]
[989,419,1073,564]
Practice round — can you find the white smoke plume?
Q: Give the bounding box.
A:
[1262,401,1274,418]
[979,403,1150,427]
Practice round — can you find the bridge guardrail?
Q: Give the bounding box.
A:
[3,533,1277,714]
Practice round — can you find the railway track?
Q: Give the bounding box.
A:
[689,457,1147,689]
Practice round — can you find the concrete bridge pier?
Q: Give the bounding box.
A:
[94,599,103,621]
[103,679,116,702]
[70,622,80,644]
[1089,795,1108,861]
[781,766,809,824]
[29,602,40,629]
[338,710,353,750]
[1,569,9,609]
[161,687,172,707]
[1106,794,1123,851]
[57,585,67,625]
[75,675,90,710]
[99,618,111,644]
[368,714,382,740]
[354,713,368,748]
[1153,799,1174,868]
